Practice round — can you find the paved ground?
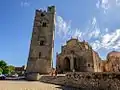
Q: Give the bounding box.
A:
[0,80,78,90]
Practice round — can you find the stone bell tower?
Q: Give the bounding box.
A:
[26,6,55,75]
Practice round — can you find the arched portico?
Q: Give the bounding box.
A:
[64,57,70,71]
[63,55,78,72]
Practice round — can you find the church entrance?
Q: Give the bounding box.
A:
[64,57,70,71]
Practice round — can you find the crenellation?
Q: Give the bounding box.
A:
[47,6,55,13]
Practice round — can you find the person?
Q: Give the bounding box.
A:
[54,69,57,78]
[72,69,75,73]
[50,68,54,76]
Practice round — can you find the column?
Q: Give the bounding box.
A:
[70,55,74,71]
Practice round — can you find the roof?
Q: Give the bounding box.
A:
[66,38,78,44]
[107,51,120,57]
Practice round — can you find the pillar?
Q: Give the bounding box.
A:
[70,55,74,71]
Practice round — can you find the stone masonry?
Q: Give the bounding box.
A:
[26,6,55,80]
[56,38,94,73]
[56,38,120,73]
[25,5,120,82]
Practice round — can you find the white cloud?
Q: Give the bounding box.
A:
[56,15,120,51]
[91,29,120,50]
[96,0,100,8]
[96,0,110,13]
[116,0,120,6]
[21,1,30,7]
[56,16,84,40]
[96,0,120,14]
[56,16,71,38]
[56,16,101,40]
[73,29,82,39]
[105,28,108,32]
[86,17,100,39]
[101,0,110,9]
[92,17,97,25]
[91,40,101,50]
[89,28,100,38]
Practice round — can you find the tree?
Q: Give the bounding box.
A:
[0,67,3,74]
[7,65,15,74]
[0,60,15,74]
[2,66,9,74]
[0,60,7,70]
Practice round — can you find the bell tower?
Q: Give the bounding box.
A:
[26,6,55,74]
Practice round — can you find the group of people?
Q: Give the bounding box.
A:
[50,68,57,78]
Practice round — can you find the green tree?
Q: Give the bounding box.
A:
[0,67,3,74]
[8,65,15,74]
[0,60,15,74]
[0,60,7,70]
[2,66,9,74]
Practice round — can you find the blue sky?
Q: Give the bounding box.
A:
[0,0,120,67]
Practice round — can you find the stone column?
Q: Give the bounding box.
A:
[70,55,74,71]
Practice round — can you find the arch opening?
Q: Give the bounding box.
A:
[64,57,70,71]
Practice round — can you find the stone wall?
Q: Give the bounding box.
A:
[65,72,120,89]
[92,51,103,72]
[26,72,40,81]
[26,6,55,75]
[104,51,120,72]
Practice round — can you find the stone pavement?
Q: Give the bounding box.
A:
[0,80,78,90]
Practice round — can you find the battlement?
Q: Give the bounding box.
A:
[36,5,55,14]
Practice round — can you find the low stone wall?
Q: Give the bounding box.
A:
[65,72,120,90]
[25,72,40,81]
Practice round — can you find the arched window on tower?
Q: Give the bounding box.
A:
[40,40,45,46]
[41,13,45,17]
[88,64,90,67]
[42,22,47,27]
[39,52,41,58]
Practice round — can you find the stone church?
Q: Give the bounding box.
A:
[56,38,120,73]
[56,38,103,73]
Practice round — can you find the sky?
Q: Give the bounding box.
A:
[0,0,120,67]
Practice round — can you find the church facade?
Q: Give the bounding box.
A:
[56,38,103,73]
[56,38,120,73]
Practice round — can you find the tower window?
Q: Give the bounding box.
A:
[88,64,90,67]
[41,13,45,17]
[40,40,45,46]
[42,22,47,27]
[39,52,41,58]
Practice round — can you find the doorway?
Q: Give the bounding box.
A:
[64,57,70,71]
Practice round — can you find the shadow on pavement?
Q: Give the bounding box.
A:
[55,85,82,90]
